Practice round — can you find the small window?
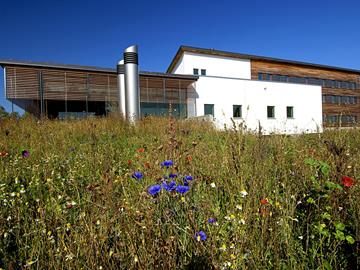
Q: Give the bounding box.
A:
[258,73,263,80]
[286,106,294,118]
[193,68,199,75]
[233,105,242,118]
[265,74,271,81]
[204,104,214,117]
[280,75,288,82]
[201,69,206,76]
[272,74,281,81]
[267,106,275,118]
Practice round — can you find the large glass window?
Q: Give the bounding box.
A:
[267,106,275,118]
[204,104,214,117]
[233,105,242,118]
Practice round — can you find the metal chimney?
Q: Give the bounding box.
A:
[124,45,140,123]
[117,59,126,117]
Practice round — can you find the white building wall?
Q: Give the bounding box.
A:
[193,76,322,134]
[173,52,323,134]
[181,52,251,79]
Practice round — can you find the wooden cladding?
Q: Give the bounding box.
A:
[4,65,195,104]
[251,59,360,125]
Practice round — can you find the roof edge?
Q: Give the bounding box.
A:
[166,45,360,75]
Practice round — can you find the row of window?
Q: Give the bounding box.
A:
[204,104,294,119]
[193,68,206,76]
[322,95,357,104]
[258,72,358,90]
[324,115,357,123]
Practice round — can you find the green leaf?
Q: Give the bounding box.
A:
[307,197,315,204]
[319,161,330,177]
[304,158,317,166]
[335,222,345,231]
[346,235,355,244]
[334,230,345,241]
[323,260,332,270]
[321,212,331,220]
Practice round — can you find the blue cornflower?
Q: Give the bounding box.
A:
[21,150,30,158]
[194,231,207,241]
[162,180,177,192]
[169,173,178,178]
[176,185,190,194]
[183,175,193,181]
[132,171,143,179]
[161,160,174,168]
[208,218,216,224]
[148,184,162,196]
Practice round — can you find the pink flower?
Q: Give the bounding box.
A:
[342,176,354,187]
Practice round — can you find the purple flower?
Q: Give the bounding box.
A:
[194,231,207,241]
[132,171,143,179]
[176,185,190,194]
[161,160,174,168]
[148,184,162,196]
[169,173,178,178]
[184,175,193,181]
[162,180,177,192]
[21,150,30,158]
[208,218,216,224]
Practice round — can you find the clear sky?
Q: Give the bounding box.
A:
[1,0,360,112]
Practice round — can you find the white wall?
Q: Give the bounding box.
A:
[180,52,251,79]
[172,51,323,134]
[192,76,323,134]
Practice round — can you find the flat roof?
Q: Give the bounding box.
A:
[0,59,198,80]
[166,45,360,74]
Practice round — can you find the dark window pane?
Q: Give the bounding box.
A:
[272,74,280,81]
[201,69,206,76]
[265,74,271,81]
[233,105,242,118]
[308,78,322,85]
[280,75,288,82]
[286,106,294,118]
[258,73,263,80]
[204,104,214,116]
[193,68,199,75]
[267,106,275,118]
[350,82,356,90]
[324,80,334,88]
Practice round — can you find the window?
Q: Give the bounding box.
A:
[233,105,242,118]
[204,104,214,117]
[286,106,294,118]
[193,68,199,75]
[265,74,271,81]
[258,73,263,80]
[267,106,275,118]
[201,69,206,76]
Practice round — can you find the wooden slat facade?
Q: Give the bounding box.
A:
[251,60,360,126]
[3,65,196,118]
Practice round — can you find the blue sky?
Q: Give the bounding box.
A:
[1,0,360,112]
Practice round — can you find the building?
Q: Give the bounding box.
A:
[1,45,359,134]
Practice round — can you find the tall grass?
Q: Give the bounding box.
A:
[0,115,359,269]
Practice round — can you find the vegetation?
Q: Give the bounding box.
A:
[0,115,359,269]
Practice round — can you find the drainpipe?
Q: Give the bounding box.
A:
[124,45,140,123]
[117,59,126,117]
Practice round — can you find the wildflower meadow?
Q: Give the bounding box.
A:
[0,115,359,269]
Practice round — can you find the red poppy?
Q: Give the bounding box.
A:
[127,160,132,165]
[260,198,269,205]
[186,155,192,162]
[137,148,145,153]
[342,176,354,187]
[144,162,151,169]
[0,151,9,157]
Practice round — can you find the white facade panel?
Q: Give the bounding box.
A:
[181,52,251,79]
[193,76,323,134]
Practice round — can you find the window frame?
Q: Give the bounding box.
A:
[267,106,275,119]
[232,105,242,118]
[286,106,294,119]
[193,68,199,75]
[204,104,214,117]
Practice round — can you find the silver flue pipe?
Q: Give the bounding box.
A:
[117,59,126,117]
[124,45,140,123]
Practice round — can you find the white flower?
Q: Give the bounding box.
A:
[236,204,242,211]
[210,182,216,188]
[240,190,248,197]
[239,218,246,225]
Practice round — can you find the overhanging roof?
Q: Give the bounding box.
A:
[166,45,360,74]
[0,59,198,80]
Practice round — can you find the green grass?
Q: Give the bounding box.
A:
[0,115,359,269]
